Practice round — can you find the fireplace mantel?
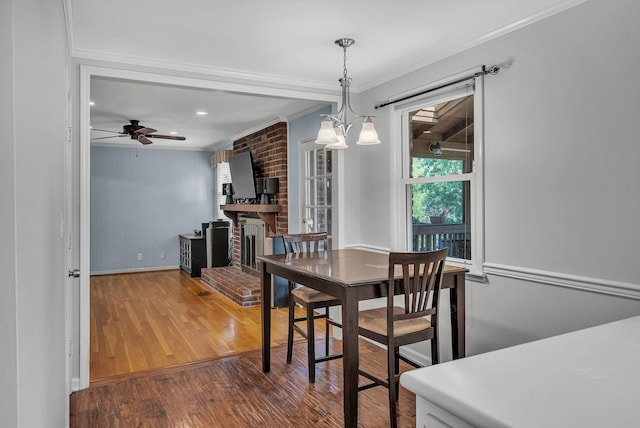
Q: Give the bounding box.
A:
[221,204,282,234]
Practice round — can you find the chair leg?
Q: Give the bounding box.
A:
[306,304,316,383]
[431,336,439,365]
[286,292,295,365]
[394,347,400,400]
[324,306,330,357]
[388,344,398,428]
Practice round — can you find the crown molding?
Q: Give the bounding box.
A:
[66,0,588,93]
[228,117,288,143]
[70,46,339,93]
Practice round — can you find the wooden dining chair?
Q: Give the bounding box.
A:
[283,232,342,383]
[357,248,448,428]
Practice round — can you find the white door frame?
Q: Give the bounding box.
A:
[77,65,339,388]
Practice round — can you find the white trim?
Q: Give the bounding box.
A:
[389,106,404,252]
[64,63,73,428]
[78,66,91,390]
[229,117,288,142]
[484,263,640,300]
[62,0,76,59]
[343,244,390,254]
[334,148,345,250]
[80,66,338,104]
[72,47,338,92]
[90,142,213,152]
[64,0,587,94]
[400,346,432,368]
[90,265,180,276]
[470,73,486,276]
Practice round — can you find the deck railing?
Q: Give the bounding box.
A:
[412,223,471,259]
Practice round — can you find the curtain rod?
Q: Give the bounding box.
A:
[374,65,500,110]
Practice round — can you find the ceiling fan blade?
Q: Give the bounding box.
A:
[137,135,153,145]
[134,127,157,135]
[91,128,126,134]
[145,134,186,141]
[91,135,128,140]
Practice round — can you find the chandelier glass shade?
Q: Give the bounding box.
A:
[315,38,380,149]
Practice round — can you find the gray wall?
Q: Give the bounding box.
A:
[1,0,69,426]
[353,0,640,360]
[91,146,216,273]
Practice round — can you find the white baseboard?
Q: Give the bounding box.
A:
[343,244,390,253]
[71,377,80,392]
[90,265,180,276]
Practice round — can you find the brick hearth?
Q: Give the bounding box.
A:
[201,267,261,307]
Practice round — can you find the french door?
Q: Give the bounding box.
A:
[300,140,333,240]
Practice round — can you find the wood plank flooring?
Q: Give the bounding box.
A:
[90,269,294,380]
[72,340,417,427]
[83,269,418,427]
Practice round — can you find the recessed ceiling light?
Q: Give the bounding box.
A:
[196,111,208,116]
[89,101,95,106]
[169,131,178,135]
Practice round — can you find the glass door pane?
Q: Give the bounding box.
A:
[301,141,332,239]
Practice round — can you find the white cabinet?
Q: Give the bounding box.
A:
[402,316,640,428]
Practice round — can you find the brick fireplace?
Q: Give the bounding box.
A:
[231,121,289,265]
[201,122,289,307]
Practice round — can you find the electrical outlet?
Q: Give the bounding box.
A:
[160,251,166,259]
[137,252,143,261]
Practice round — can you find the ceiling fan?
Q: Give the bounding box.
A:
[91,119,186,145]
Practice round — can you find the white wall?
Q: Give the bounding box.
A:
[355,0,640,357]
[0,1,18,425]
[1,0,69,426]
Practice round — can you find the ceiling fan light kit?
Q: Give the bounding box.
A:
[315,38,380,149]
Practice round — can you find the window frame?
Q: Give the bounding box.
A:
[216,161,231,222]
[390,70,486,277]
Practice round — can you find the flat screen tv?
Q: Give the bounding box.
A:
[228,151,257,200]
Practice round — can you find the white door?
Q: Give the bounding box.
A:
[300,140,333,239]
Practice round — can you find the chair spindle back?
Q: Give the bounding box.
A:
[282,232,328,255]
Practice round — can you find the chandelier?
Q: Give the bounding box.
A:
[315,38,380,149]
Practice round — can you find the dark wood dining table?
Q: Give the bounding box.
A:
[258,248,467,428]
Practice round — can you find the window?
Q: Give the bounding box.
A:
[394,76,484,275]
[216,161,231,221]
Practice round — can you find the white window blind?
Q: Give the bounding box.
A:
[217,161,231,220]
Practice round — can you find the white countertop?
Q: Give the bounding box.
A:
[401,315,640,427]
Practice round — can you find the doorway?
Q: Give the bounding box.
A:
[76,65,339,389]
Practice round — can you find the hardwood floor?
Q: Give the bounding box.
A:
[90,269,294,379]
[72,340,417,427]
[82,269,418,427]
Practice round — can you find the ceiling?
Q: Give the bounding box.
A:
[65,0,586,150]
